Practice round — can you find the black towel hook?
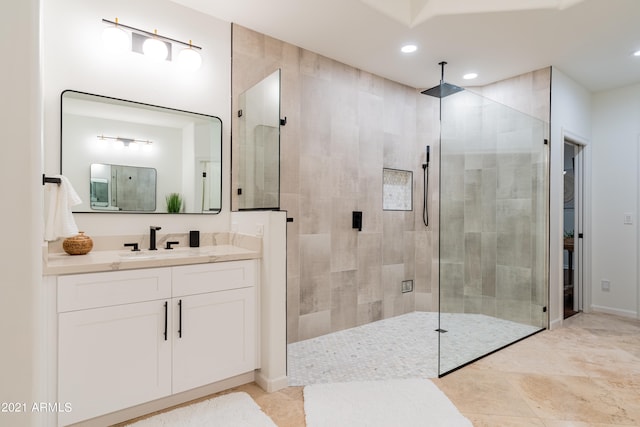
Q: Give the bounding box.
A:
[42,174,62,185]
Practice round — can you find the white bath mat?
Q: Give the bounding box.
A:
[304,379,472,427]
[126,392,276,427]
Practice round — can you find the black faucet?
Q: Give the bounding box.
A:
[124,243,140,252]
[165,241,179,250]
[149,226,161,250]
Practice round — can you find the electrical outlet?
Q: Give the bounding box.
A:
[624,213,633,225]
[401,280,414,293]
[601,280,611,292]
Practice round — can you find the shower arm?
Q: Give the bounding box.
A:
[439,61,447,84]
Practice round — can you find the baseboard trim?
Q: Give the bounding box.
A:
[69,372,255,427]
[549,318,563,330]
[591,305,638,319]
[255,372,288,392]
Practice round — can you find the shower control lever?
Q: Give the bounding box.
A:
[352,211,363,232]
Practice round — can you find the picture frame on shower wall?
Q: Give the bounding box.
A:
[383,168,413,211]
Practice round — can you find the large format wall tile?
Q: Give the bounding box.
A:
[330,270,358,332]
[233,24,550,344]
[357,232,383,305]
[299,234,331,315]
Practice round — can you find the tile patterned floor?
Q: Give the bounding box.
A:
[122,312,640,426]
[287,311,541,385]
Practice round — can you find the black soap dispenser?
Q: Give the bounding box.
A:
[189,230,200,247]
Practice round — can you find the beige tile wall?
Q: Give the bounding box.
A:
[232,25,441,342]
[232,23,551,343]
[438,84,550,328]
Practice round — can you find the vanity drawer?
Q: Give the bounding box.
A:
[58,268,172,312]
[172,260,257,297]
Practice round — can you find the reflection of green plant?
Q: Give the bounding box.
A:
[166,193,183,213]
[564,230,574,238]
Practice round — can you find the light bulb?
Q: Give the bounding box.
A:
[143,31,168,62]
[401,44,417,53]
[178,46,202,71]
[102,20,128,54]
[95,136,108,151]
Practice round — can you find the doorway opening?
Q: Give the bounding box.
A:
[563,140,584,319]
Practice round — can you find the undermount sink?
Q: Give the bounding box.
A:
[118,248,199,260]
[116,245,246,261]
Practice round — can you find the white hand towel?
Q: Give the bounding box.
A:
[44,175,82,241]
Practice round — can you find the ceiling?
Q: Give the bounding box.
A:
[171,0,640,92]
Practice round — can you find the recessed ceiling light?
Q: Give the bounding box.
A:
[401,44,417,53]
[463,73,478,80]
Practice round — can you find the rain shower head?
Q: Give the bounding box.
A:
[421,61,465,98]
[421,83,464,98]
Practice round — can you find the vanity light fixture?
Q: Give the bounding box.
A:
[97,135,153,151]
[101,18,202,69]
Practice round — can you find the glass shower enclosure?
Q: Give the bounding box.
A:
[437,89,549,375]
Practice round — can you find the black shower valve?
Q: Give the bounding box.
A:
[352,211,363,232]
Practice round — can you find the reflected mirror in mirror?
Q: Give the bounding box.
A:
[90,163,157,211]
[234,69,281,210]
[62,90,222,213]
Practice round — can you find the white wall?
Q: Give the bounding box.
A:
[550,67,592,327]
[591,82,640,318]
[231,211,288,392]
[43,0,231,236]
[0,0,42,425]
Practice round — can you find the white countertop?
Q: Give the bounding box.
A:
[44,245,261,275]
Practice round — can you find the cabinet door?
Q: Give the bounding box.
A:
[58,300,172,426]
[172,287,256,393]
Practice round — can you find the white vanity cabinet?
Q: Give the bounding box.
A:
[172,262,257,393]
[57,268,173,426]
[56,260,258,426]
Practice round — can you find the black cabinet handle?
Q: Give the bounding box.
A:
[178,299,182,338]
[163,301,168,341]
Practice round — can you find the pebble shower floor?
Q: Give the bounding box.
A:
[287,311,541,385]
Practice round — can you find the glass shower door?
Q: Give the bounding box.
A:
[438,89,548,376]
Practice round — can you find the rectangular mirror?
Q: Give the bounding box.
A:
[61,90,222,214]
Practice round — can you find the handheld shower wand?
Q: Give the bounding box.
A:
[422,146,430,227]
[423,147,429,227]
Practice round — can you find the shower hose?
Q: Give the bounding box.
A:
[422,163,429,227]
